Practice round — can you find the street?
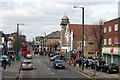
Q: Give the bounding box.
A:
[2,46,92,80]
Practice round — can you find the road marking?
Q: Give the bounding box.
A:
[52,72,55,75]
[48,68,50,70]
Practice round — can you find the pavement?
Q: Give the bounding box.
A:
[65,62,120,79]
[2,56,22,80]
[0,66,2,80]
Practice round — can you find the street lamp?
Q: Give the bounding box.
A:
[73,6,84,70]
[16,23,24,61]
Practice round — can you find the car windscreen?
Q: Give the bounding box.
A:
[99,61,105,65]
[1,56,7,59]
[109,63,117,66]
[55,61,63,63]
[24,62,32,64]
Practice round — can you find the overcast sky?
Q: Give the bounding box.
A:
[0,0,119,41]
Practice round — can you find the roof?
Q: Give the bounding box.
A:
[62,15,69,20]
[68,24,100,41]
[46,31,60,39]
[104,17,120,24]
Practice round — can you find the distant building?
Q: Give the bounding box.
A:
[46,31,61,51]
[102,17,120,65]
[60,15,70,52]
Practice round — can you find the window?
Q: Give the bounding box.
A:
[104,27,107,33]
[108,38,112,45]
[109,26,112,32]
[104,39,107,45]
[114,37,118,44]
[80,43,81,48]
[114,24,118,31]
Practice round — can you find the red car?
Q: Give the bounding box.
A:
[23,51,30,57]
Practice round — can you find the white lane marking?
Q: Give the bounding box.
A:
[48,68,50,70]
[53,72,55,75]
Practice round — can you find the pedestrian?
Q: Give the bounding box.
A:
[72,58,73,63]
[2,59,7,69]
[73,59,76,67]
[86,59,89,68]
[79,58,81,68]
[45,51,46,56]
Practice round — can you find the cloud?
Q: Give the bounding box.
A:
[0,1,118,41]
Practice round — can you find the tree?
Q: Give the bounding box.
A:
[12,33,24,51]
[92,20,104,60]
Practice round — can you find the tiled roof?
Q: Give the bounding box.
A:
[46,31,60,39]
[68,24,100,41]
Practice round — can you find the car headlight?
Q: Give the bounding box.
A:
[56,64,59,66]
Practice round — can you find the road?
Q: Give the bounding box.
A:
[21,46,92,80]
[2,46,93,80]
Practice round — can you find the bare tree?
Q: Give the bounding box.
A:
[92,20,104,60]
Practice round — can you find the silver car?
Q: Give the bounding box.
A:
[26,54,32,59]
[21,60,33,70]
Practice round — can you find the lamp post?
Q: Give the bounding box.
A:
[44,33,46,51]
[16,23,24,61]
[73,6,84,70]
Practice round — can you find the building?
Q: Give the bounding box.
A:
[102,17,120,65]
[35,36,44,50]
[0,31,8,55]
[60,15,100,58]
[46,31,61,51]
[60,15,70,52]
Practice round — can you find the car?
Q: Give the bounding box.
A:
[26,54,32,59]
[21,60,33,70]
[50,55,60,61]
[87,59,94,67]
[0,55,9,63]
[101,63,119,74]
[50,55,66,61]
[96,60,106,70]
[23,51,31,58]
[53,60,65,69]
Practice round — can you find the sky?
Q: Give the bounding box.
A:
[0,0,119,41]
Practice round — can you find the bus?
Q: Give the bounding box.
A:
[22,44,27,54]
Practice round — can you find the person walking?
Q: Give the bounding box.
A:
[79,58,81,68]
[86,59,89,68]
[2,59,8,69]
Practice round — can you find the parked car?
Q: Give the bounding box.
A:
[50,55,66,61]
[53,60,65,69]
[91,60,106,70]
[26,54,32,59]
[50,55,60,61]
[87,59,94,67]
[21,60,33,70]
[0,55,9,65]
[101,63,119,74]
[97,60,106,70]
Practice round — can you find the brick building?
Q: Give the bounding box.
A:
[102,17,120,65]
[46,31,61,51]
[67,24,99,58]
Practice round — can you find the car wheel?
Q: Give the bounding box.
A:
[55,66,57,69]
[101,69,104,72]
[107,70,110,74]
[31,67,33,70]
[117,70,119,73]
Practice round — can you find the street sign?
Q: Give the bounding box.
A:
[70,51,72,53]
